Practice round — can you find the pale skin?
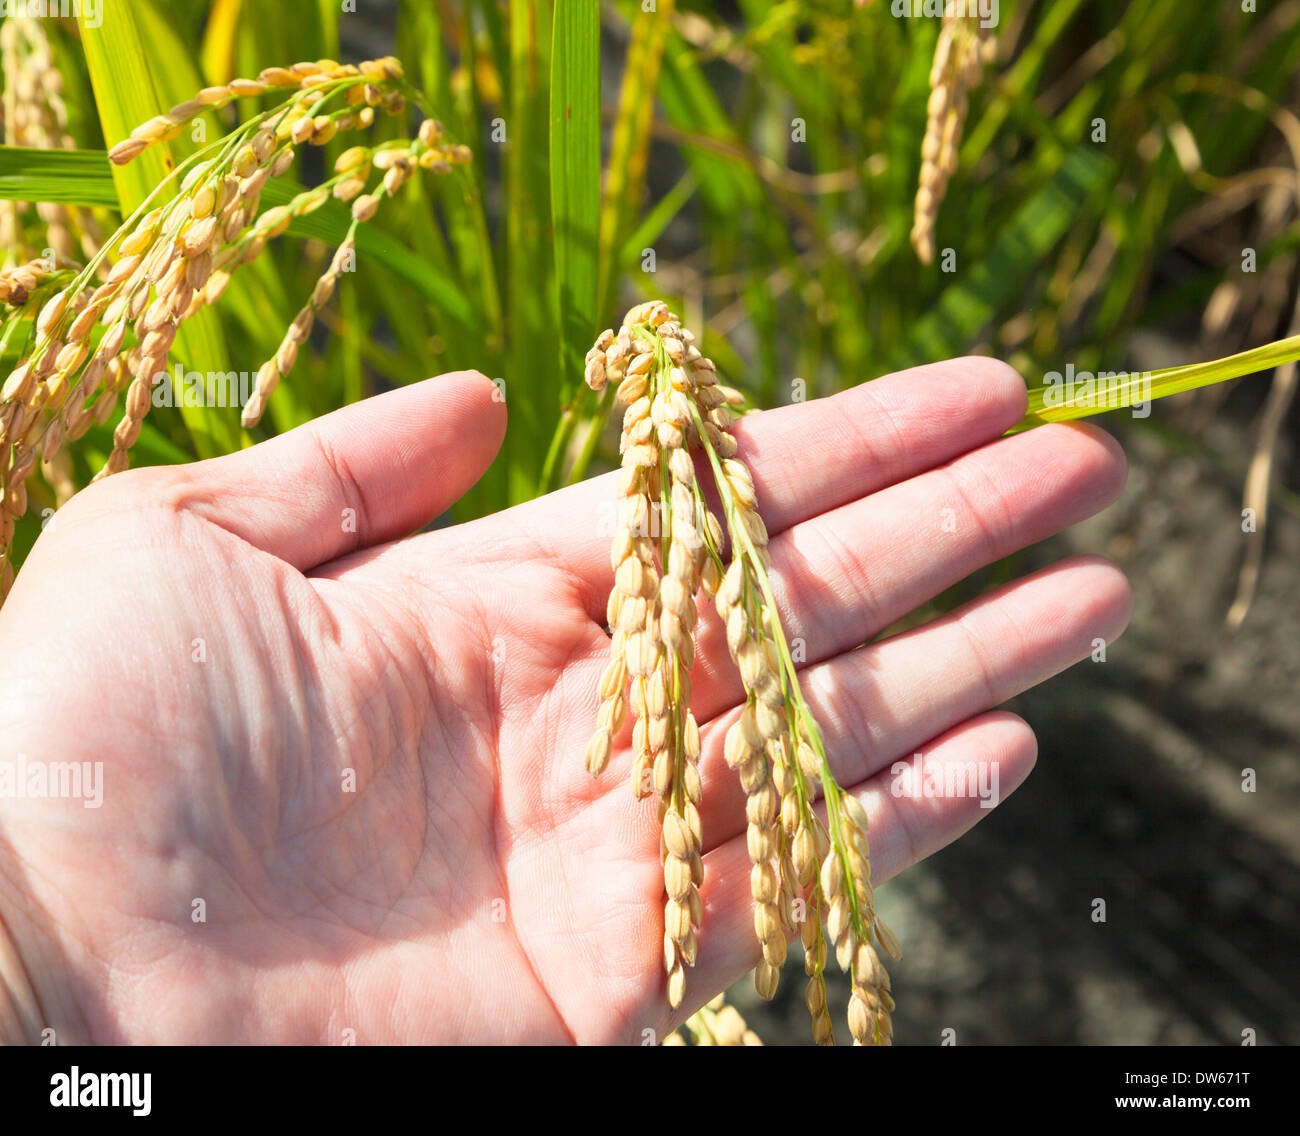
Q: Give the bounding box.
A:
[0,358,1131,1044]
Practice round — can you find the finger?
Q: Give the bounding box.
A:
[715,356,1029,534]
[163,371,506,570]
[689,421,1127,719]
[694,555,1131,845]
[683,711,1037,1019]
[492,357,1028,620]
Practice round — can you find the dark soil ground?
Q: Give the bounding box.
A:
[727,360,1300,1046]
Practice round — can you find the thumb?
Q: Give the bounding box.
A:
[166,370,505,570]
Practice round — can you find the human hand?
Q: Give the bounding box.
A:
[0,359,1129,1044]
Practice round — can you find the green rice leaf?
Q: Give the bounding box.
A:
[0,148,121,207]
[549,0,601,398]
[1010,335,1300,432]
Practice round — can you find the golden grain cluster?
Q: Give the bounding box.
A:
[911,5,998,265]
[0,56,469,601]
[585,301,900,1046]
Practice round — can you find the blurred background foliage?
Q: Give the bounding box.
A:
[2,2,1298,530]
[3,0,1299,1043]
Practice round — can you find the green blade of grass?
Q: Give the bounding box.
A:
[1009,335,1300,432]
[538,0,601,495]
[550,0,601,389]
[505,0,555,503]
[0,147,122,206]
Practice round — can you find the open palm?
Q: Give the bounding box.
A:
[0,360,1130,1044]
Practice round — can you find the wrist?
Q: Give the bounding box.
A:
[0,886,47,1044]
[0,833,96,1045]
[0,712,101,1043]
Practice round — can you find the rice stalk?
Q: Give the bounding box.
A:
[584,300,901,1045]
[911,3,997,265]
[0,57,469,602]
